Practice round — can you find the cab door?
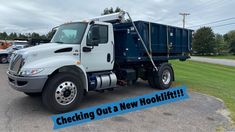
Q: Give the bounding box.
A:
[81,22,114,72]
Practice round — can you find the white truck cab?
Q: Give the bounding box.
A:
[7,15,120,113]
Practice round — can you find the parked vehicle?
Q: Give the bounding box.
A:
[0,41,28,63]
[0,47,11,63]
[7,12,193,113]
[11,40,28,45]
[0,41,11,50]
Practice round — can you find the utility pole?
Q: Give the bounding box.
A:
[179,13,190,28]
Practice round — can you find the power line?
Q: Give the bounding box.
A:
[185,0,223,14]
[188,17,235,28]
[159,0,225,24]
[182,1,235,27]
[211,22,235,28]
[162,1,234,26]
[186,0,230,18]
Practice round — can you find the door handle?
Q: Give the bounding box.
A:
[83,47,92,52]
[107,53,111,62]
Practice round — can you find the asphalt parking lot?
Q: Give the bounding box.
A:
[0,64,234,132]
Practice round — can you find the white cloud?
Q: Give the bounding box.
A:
[0,0,234,34]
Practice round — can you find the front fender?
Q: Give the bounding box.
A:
[22,55,89,91]
[23,55,80,75]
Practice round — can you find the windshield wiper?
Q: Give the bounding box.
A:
[54,41,64,44]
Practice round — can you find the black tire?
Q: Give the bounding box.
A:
[148,63,174,90]
[0,55,8,64]
[42,73,84,113]
[24,92,42,97]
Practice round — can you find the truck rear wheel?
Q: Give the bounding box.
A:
[42,73,84,113]
[148,63,173,89]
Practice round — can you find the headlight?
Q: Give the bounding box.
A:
[19,68,44,76]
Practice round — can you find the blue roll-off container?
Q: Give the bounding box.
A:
[113,21,193,63]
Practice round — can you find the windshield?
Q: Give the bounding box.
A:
[51,22,87,44]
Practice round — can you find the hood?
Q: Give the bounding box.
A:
[18,43,71,53]
[16,43,79,57]
[14,43,80,65]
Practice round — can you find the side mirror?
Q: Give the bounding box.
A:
[87,26,100,46]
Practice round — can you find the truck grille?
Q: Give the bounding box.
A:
[9,54,24,74]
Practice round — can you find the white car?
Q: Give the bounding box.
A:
[11,41,28,46]
[0,47,13,63]
[0,44,27,63]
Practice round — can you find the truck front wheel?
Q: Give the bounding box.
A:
[42,73,84,113]
[148,63,173,89]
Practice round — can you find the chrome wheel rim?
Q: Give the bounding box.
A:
[55,81,77,105]
[162,70,171,85]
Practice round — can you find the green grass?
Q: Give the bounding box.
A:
[171,60,235,122]
[195,55,235,60]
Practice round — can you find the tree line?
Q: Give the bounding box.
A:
[0,30,55,41]
[193,27,235,55]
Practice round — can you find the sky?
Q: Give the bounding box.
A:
[0,0,234,35]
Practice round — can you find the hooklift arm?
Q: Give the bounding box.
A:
[90,11,126,23]
[89,11,158,71]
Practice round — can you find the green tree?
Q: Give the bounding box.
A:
[115,7,122,13]
[223,30,235,54]
[230,39,235,54]
[224,30,235,42]
[7,32,18,40]
[18,33,28,39]
[40,34,47,40]
[47,30,56,40]
[101,7,129,22]
[0,31,54,41]
[0,32,8,40]
[214,34,227,55]
[192,27,216,55]
[31,32,40,39]
[102,7,123,15]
